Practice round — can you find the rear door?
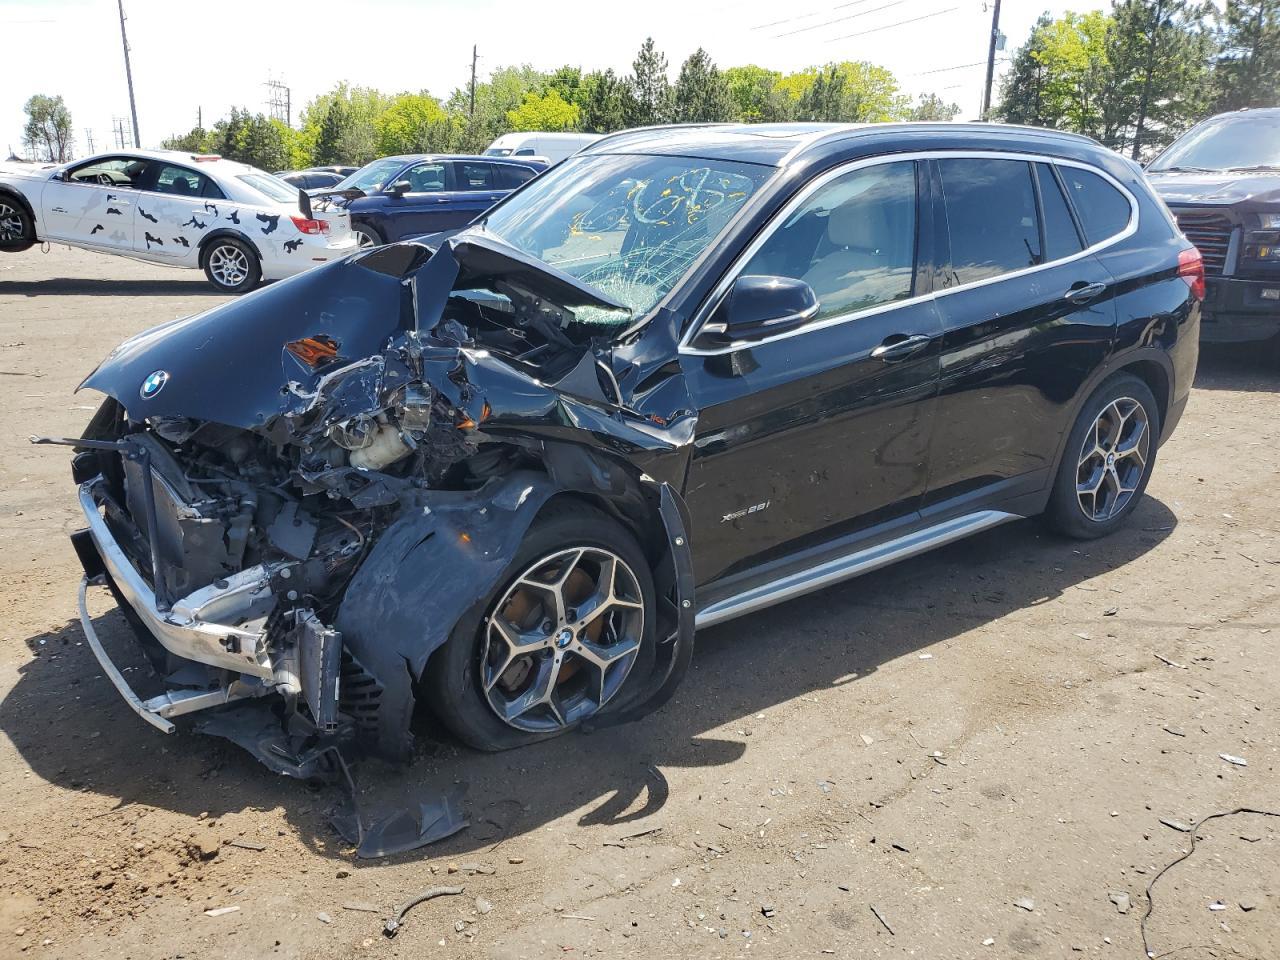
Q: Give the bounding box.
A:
[924,155,1122,512]
[39,155,148,252]
[682,158,943,584]
[132,160,225,263]
[442,160,508,225]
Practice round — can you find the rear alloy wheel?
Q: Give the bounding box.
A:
[427,505,655,751]
[202,238,261,294]
[0,198,35,251]
[352,226,381,249]
[1045,373,1159,539]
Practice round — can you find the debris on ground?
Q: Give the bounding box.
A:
[316,911,332,924]
[1159,818,1192,833]
[475,897,493,915]
[1013,897,1035,912]
[333,783,469,859]
[382,885,465,938]
[204,906,240,917]
[869,904,894,934]
[1108,892,1131,914]
[1219,753,1248,767]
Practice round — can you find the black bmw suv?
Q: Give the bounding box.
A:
[61,122,1200,765]
[1148,108,1280,347]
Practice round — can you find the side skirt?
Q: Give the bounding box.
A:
[694,509,1021,629]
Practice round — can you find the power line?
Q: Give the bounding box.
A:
[776,0,909,38]
[909,59,990,77]
[827,6,960,42]
[752,0,892,32]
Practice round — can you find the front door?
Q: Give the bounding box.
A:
[924,157,1120,511]
[131,160,225,263]
[39,155,148,252]
[379,159,454,241]
[681,159,943,585]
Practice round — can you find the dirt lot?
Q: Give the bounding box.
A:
[1,245,1277,960]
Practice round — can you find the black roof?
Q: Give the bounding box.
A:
[582,122,1103,167]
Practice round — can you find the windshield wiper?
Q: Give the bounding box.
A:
[1224,165,1280,173]
[1154,165,1216,173]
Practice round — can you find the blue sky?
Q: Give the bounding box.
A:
[3,0,1107,158]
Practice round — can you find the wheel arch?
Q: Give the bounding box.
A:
[0,185,39,245]
[197,228,262,266]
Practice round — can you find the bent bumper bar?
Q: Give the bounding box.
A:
[78,478,276,679]
[77,575,175,733]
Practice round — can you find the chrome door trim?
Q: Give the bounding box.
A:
[679,150,1141,357]
[694,509,1021,628]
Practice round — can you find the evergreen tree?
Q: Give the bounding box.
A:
[629,37,672,125]
[1214,0,1280,109]
[673,48,734,122]
[313,99,351,165]
[579,69,635,132]
[909,93,962,121]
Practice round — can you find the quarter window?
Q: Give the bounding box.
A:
[741,160,918,321]
[1035,163,1084,261]
[938,158,1040,285]
[1058,166,1131,244]
[498,165,536,189]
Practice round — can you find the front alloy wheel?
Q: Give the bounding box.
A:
[481,546,644,733]
[0,201,24,242]
[1075,397,1150,522]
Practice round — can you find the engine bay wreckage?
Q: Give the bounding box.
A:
[42,234,698,778]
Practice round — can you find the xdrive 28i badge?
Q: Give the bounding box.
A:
[140,370,169,399]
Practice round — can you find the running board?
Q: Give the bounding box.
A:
[694,510,1021,629]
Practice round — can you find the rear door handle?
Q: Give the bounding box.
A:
[871,334,932,362]
[1065,281,1107,304]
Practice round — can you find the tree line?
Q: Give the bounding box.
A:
[996,0,1279,158]
[158,38,960,171]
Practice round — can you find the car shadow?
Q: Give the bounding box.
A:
[1194,342,1280,393]
[0,277,226,297]
[0,498,1177,863]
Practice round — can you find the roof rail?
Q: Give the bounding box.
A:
[581,123,734,153]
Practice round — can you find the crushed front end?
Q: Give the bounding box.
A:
[53,234,697,771]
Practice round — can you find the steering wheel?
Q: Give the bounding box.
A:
[94,172,115,186]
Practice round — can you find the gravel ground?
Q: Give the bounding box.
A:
[1,246,1277,960]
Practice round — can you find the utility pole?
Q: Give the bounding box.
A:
[265,78,293,126]
[980,0,1003,120]
[116,0,141,148]
[197,106,202,130]
[84,128,95,154]
[469,45,478,117]
[1132,0,1166,161]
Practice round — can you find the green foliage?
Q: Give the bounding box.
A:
[376,93,453,155]
[673,48,734,123]
[506,91,580,132]
[1214,0,1280,109]
[998,3,1214,158]
[909,93,963,121]
[795,62,911,122]
[723,66,790,122]
[22,94,73,161]
[579,69,636,133]
[629,37,673,125]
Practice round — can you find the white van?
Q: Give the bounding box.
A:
[484,132,603,165]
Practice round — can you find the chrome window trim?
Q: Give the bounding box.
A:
[678,149,1141,357]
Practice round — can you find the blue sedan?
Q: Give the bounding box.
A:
[320,154,547,247]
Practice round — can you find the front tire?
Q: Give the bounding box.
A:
[201,237,261,294]
[426,503,656,752]
[0,196,35,252]
[1045,372,1160,539]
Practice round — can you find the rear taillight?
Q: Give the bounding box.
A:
[1177,246,1205,301]
[290,215,329,236]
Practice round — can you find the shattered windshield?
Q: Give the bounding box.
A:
[478,154,775,326]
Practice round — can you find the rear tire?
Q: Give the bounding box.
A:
[201,237,261,294]
[352,223,383,248]
[1045,373,1160,539]
[426,503,656,752]
[0,196,35,252]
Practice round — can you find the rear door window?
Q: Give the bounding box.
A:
[150,162,225,199]
[1057,166,1132,244]
[938,158,1041,286]
[1035,163,1084,261]
[401,161,447,192]
[455,162,498,191]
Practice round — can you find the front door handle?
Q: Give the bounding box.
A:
[871,334,932,362]
[1065,281,1107,304]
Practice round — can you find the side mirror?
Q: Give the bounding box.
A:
[389,179,411,196]
[700,275,819,346]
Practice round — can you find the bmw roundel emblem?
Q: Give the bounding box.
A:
[140,370,169,399]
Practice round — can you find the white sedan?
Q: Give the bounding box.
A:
[0,149,357,293]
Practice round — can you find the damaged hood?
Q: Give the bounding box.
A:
[1148,170,1280,206]
[79,234,627,430]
